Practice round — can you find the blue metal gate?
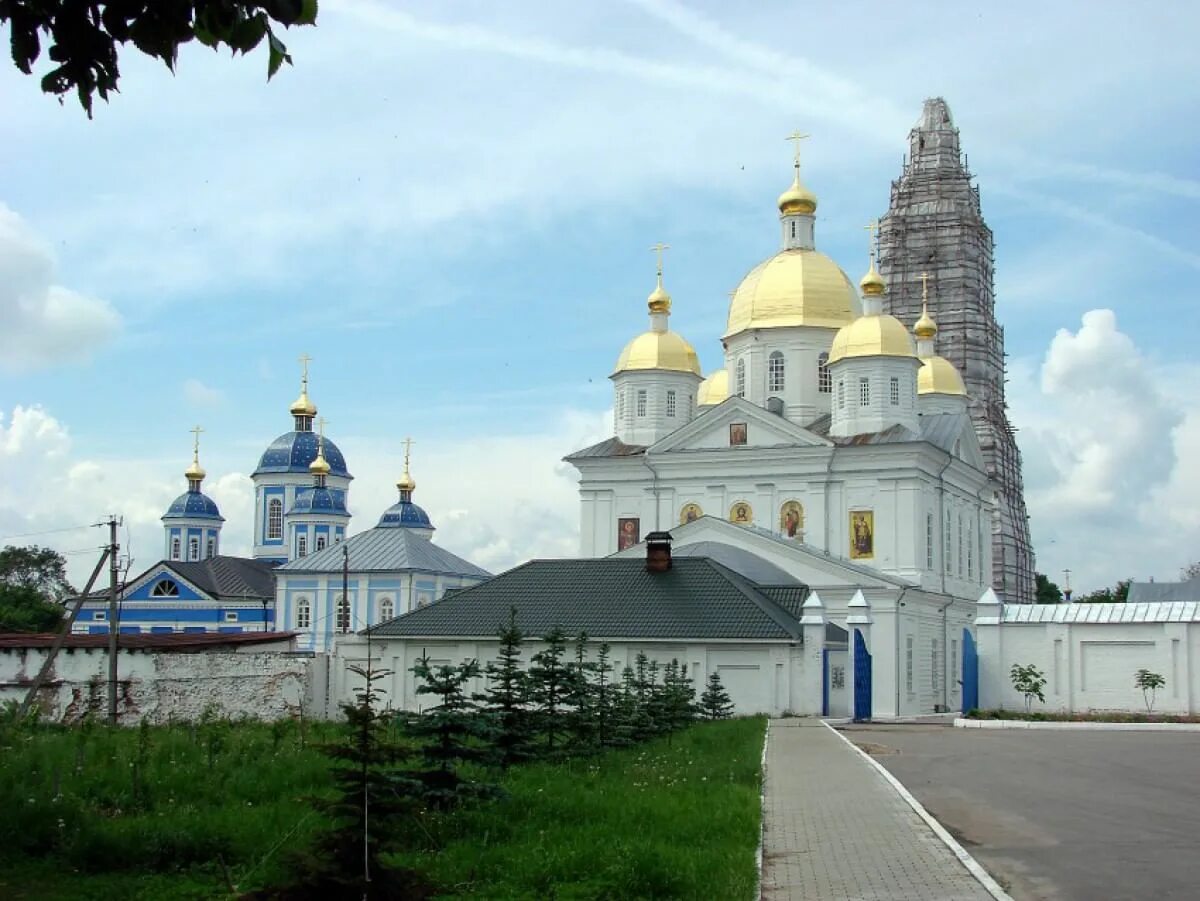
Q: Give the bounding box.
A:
[961,628,979,714]
[821,647,830,716]
[853,629,872,721]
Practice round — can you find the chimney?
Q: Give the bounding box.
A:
[645,531,673,573]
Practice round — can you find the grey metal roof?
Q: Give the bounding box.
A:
[1003,601,1200,624]
[1126,580,1200,604]
[164,556,276,601]
[563,437,647,461]
[277,527,490,578]
[367,557,803,641]
[805,412,968,452]
[672,542,801,586]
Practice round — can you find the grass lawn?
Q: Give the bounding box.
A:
[0,716,765,899]
[966,708,1200,723]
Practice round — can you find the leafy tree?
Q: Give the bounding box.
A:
[0,545,73,602]
[1009,663,1047,714]
[1181,561,1200,582]
[527,628,571,755]
[699,671,734,720]
[1035,572,1063,605]
[0,583,65,632]
[1135,669,1166,714]
[405,654,497,810]
[477,608,535,770]
[1075,579,1131,604]
[1,0,318,116]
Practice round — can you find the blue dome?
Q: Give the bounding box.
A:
[163,490,224,521]
[254,431,351,478]
[289,486,350,517]
[378,499,434,530]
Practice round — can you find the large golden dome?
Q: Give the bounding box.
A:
[697,369,729,405]
[724,250,861,338]
[613,331,701,376]
[918,356,967,396]
[828,315,916,363]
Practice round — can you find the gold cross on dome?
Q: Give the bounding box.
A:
[402,437,414,471]
[785,131,809,168]
[650,242,670,278]
[919,272,930,301]
[190,424,204,458]
[298,353,312,389]
[864,220,880,261]
[318,416,327,440]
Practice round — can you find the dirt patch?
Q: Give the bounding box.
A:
[850,740,898,756]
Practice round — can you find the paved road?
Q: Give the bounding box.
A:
[762,719,990,900]
[843,723,1200,901]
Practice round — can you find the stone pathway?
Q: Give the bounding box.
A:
[760,719,993,900]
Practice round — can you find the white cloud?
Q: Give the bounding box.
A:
[0,205,120,371]
[1010,310,1200,591]
[183,378,224,408]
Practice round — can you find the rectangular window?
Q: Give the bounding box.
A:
[206,536,215,559]
[957,514,965,578]
[906,636,914,695]
[951,639,959,692]
[837,380,845,409]
[818,353,831,393]
[297,534,307,558]
[889,377,900,405]
[859,378,870,406]
[171,538,180,560]
[768,352,785,392]
[636,390,647,417]
[188,537,199,561]
[316,535,327,551]
[966,521,974,579]
[666,390,676,417]
[93,611,106,621]
[944,511,952,575]
[925,513,934,569]
[224,611,238,623]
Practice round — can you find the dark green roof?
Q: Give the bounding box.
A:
[367,557,803,641]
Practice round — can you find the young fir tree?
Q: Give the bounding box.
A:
[660,659,698,733]
[292,662,429,898]
[700,671,735,720]
[478,608,535,769]
[527,628,571,755]
[607,663,639,748]
[644,658,670,737]
[404,654,498,810]
[591,642,616,748]
[564,632,597,752]
[628,652,656,741]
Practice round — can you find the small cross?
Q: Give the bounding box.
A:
[919,272,930,301]
[864,220,880,262]
[317,416,327,441]
[650,242,670,278]
[298,353,312,389]
[785,131,809,168]
[190,424,204,458]
[402,437,414,471]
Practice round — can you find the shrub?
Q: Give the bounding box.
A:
[1134,669,1166,714]
[1009,663,1046,714]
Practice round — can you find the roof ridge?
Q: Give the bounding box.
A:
[698,558,803,638]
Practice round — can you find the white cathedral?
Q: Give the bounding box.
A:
[567,147,992,604]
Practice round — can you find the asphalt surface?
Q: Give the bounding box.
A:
[841,723,1200,901]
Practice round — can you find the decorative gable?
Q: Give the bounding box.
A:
[648,397,830,454]
[123,565,208,602]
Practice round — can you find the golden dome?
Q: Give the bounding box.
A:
[778,173,817,216]
[828,314,917,364]
[918,355,967,396]
[647,279,671,314]
[396,471,416,492]
[290,391,317,417]
[724,250,860,338]
[184,459,206,481]
[697,369,729,405]
[613,330,701,376]
[914,303,937,339]
[859,262,886,297]
[309,450,331,476]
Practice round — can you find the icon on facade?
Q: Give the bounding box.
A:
[729,502,753,525]
[680,503,703,525]
[617,517,640,551]
[780,501,804,539]
[850,510,874,559]
[729,422,748,446]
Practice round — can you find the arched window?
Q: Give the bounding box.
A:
[767,351,785,392]
[378,597,394,622]
[297,534,307,558]
[735,359,746,397]
[295,597,311,629]
[171,537,181,560]
[336,595,351,632]
[818,353,831,393]
[206,536,215,559]
[188,537,199,561]
[267,497,283,540]
[151,579,180,597]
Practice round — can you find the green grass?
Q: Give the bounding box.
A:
[967,708,1200,723]
[0,716,766,899]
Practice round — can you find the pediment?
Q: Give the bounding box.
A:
[649,397,831,454]
[122,563,209,601]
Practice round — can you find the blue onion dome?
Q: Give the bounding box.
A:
[254,430,351,478]
[378,462,433,531]
[288,486,349,517]
[163,490,224,521]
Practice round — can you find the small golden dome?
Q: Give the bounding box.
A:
[828,314,917,364]
[290,391,317,417]
[647,279,671,314]
[859,262,886,297]
[309,450,331,476]
[914,302,937,339]
[396,471,416,492]
[613,330,701,376]
[918,355,967,396]
[697,369,729,406]
[778,173,817,216]
[725,250,860,338]
[184,459,206,481]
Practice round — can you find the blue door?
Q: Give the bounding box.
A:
[961,628,979,714]
[822,647,829,716]
[853,629,872,721]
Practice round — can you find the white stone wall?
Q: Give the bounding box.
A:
[723,325,840,425]
[613,369,702,445]
[0,646,316,725]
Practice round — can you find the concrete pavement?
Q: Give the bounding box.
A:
[760,718,994,900]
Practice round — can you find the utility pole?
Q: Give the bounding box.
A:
[106,515,121,725]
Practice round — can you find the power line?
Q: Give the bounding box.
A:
[0,524,93,541]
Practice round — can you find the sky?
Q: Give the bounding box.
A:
[1,0,1198,595]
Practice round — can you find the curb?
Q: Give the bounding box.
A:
[955,718,1200,732]
[754,718,769,901]
[823,721,1012,901]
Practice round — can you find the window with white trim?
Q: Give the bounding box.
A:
[295,597,311,629]
[666,389,676,417]
[188,537,199,561]
[966,520,974,579]
[316,535,327,551]
[93,611,106,621]
[636,389,647,417]
[859,377,870,406]
[951,639,959,692]
[267,497,283,540]
[925,513,934,569]
[151,579,179,598]
[736,359,746,397]
[224,611,238,623]
[336,595,351,632]
[767,351,785,392]
[171,537,181,560]
[378,597,394,622]
[944,511,952,574]
[889,376,900,406]
[206,536,215,559]
[818,353,831,393]
[932,639,941,693]
[957,513,965,578]
[297,534,307,558]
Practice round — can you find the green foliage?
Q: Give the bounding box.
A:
[1,0,318,116]
[700,671,735,720]
[1035,572,1063,605]
[477,608,535,769]
[1181,561,1200,581]
[967,708,1200,723]
[1009,663,1047,713]
[1135,669,1166,714]
[527,628,572,755]
[1075,578,1132,604]
[0,582,66,632]
[0,544,74,601]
